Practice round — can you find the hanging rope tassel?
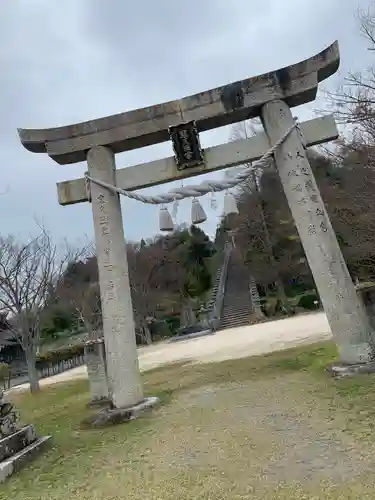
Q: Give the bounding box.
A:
[84,172,92,203]
[223,192,238,216]
[191,198,207,225]
[159,206,174,232]
[294,117,306,149]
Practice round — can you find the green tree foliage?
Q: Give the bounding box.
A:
[51,225,216,339]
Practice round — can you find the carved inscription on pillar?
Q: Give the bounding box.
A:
[97,189,119,333]
[287,149,332,239]
[97,193,117,303]
[96,191,122,341]
[98,199,112,263]
[284,141,357,315]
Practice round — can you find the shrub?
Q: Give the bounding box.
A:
[150,320,173,340]
[163,315,180,333]
[41,307,75,340]
[51,309,74,332]
[285,281,313,297]
[297,293,320,310]
[36,343,85,369]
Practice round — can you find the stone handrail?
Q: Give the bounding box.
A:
[249,275,261,314]
[210,243,232,330]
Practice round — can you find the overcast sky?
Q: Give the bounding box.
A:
[0,0,373,245]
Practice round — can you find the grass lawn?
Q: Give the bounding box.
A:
[2,341,375,499]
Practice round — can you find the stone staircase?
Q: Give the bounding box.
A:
[218,250,254,330]
[0,424,51,483]
[203,243,232,330]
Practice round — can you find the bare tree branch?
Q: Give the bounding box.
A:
[0,228,89,392]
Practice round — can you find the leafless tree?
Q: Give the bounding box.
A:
[326,6,375,159]
[315,148,375,280]
[127,242,164,344]
[320,6,375,280]
[54,248,101,340]
[228,119,289,301]
[0,229,86,392]
[59,280,102,340]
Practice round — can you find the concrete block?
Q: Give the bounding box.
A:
[0,435,51,483]
[85,338,110,403]
[0,425,37,462]
[327,361,375,379]
[81,396,160,429]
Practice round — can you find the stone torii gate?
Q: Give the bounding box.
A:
[17,41,375,413]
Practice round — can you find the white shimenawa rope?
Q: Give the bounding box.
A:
[84,120,300,205]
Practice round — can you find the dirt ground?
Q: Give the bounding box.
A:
[3,342,375,499]
[9,312,331,393]
[113,375,375,499]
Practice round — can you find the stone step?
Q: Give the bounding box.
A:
[219,319,250,330]
[0,425,37,462]
[222,308,253,315]
[222,306,250,313]
[223,301,252,307]
[226,273,249,279]
[220,316,251,324]
[221,310,252,317]
[220,311,252,320]
[220,315,250,324]
[223,293,251,299]
[222,304,252,308]
[225,285,250,290]
[222,302,252,309]
[226,275,249,281]
[223,302,251,308]
[0,435,51,483]
[220,312,251,320]
[224,299,250,303]
[222,306,252,313]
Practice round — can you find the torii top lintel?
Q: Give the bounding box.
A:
[17,41,339,165]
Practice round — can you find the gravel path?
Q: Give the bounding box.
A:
[72,373,374,499]
[8,312,331,394]
[151,376,372,489]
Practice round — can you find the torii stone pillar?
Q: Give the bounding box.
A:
[261,100,375,364]
[86,146,143,409]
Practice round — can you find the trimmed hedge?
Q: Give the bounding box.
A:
[36,343,85,369]
[297,293,320,310]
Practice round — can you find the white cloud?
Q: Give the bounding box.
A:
[0,0,372,243]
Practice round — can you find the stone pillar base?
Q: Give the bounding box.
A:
[87,397,112,409]
[81,396,160,429]
[327,361,375,379]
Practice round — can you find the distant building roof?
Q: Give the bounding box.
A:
[0,323,19,348]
